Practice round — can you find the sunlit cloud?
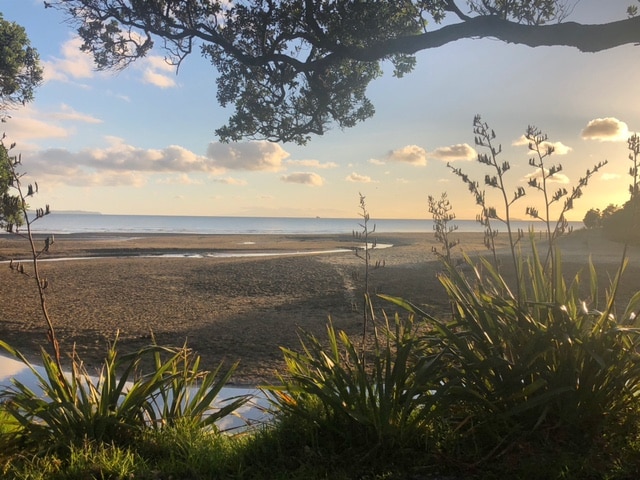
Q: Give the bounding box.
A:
[369,158,386,165]
[206,141,289,171]
[601,173,622,181]
[429,143,476,161]
[286,159,337,169]
[346,172,374,183]
[64,170,148,187]
[281,172,324,186]
[18,137,231,187]
[524,169,570,184]
[582,117,629,141]
[52,104,102,124]
[156,174,203,185]
[3,114,69,143]
[386,145,427,166]
[212,176,248,186]
[3,104,102,144]
[43,37,95,83]
[396,178,410,184]
[141,56,177,88]
[512,136,572,155]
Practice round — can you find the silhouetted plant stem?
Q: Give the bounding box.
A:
[525,126,608,301]
[353,193,383,361]
[3,143,60,371]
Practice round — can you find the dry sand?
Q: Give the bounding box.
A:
[0,230,637,386]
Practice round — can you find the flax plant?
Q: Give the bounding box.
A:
[269,314,444,453]
[0,147,249,459]
[352,193,384,358]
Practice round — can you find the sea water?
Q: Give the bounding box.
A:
[25,213,583,235]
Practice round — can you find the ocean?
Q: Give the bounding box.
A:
[24,213,583,236]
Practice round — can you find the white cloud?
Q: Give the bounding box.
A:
[65,170,148,187]
[212,176,248,186]
[386,145,427,166]
[138,56,178,88]
[43,37,95,83]
[601,173,622,181]
[281,172,324,186]
[3,115,69,143]
[18,138,231,188]
[142,70,177,88]
[286,159,337,169]
[369,158,386,166]
[206,141,289,171]
[524,168,570,185]
[156,174,203,185]
[582,117,629,141]
[52,104,102,124]
[346,172,374,183]
[429,143,476,161]
[513,135,572,155]
[2,104,100,144]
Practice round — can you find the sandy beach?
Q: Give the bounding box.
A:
[0,230,637,386]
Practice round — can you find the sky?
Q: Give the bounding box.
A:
[1,0,639,221]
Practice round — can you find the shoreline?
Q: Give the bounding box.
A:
[1,230,637,386]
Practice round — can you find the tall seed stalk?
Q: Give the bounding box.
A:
[2,140,60,370]
[352,193,383,359]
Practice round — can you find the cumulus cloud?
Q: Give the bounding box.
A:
[156,174,203,185]
[281,172,324,186]
[386,145,427,166]
[512,136,572,155]
[20,137,230,188]
[286,159,337,169]
[582,117,629,141]
[52,104,102,124]
[141,56,177,88]
[346,172,374,183]
[524,169,570,185]
[3,104,102,144]
[43,37,95,83]
[206,141,289,171]
[212,176,248,186]
[601,173,622,181]
[429,143,476,161]
[3,115,69,142]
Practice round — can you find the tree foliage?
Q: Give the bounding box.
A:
[0,14,43,118]
[0,143,23,230]
[47,1,640,144]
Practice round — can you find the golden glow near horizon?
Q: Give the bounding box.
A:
[2,2,639,224]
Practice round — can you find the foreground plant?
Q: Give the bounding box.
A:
[0,338,248,457]
[269,314,442,455]
[0,145,250,462]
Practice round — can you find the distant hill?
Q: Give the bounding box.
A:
[28,210,102,215]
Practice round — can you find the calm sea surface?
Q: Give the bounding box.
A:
[22,214,584,235]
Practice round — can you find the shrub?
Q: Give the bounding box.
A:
[0,338,249,456]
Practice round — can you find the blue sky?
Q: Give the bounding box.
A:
[2,0,639,220]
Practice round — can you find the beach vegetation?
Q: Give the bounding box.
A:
[3,118,640,478]
[428,191,459,265]
[0,145,249,475]
[46,1,640,144]
[351,192,384,356]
